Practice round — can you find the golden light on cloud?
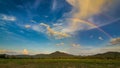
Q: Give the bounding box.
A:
[23,49,28,55]
[40,23,70,39]
[64,0,113,38]
[66,0,111,19]
[111,38,120,45]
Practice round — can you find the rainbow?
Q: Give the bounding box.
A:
[68,18,112,39]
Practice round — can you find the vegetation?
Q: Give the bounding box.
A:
[0,51,120,68]
[0,59,120,68]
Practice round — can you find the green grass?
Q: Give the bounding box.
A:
[0,59,120,68]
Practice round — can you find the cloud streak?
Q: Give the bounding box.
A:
[56,42,64,46]
[0,49,19,55]
[0,14,16,21]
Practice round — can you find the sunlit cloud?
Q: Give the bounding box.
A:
[66,0,110,19]
[60,0,114,34]
[40,23,70,39]
[25,22,71,39]
[110,38,120,45]
[23,49,28,55]
[0,14,16,21]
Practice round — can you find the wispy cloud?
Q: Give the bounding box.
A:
[71,44,80,48]
[0,14,16,21]
[51,0,57,11]
[0,49,19,55]
[56,42,64,46]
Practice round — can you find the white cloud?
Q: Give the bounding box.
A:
[0,14,16,21]
[98,37,104,40]
[32,25,45,32]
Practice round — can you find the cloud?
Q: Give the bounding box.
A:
[0,50,19,55]
[32,25,45,32]
[59,0,113,34]
[72,44,80,47]
[23,49,28,55]
[0,14,16,21]
[25,25,31,28]
[110,38,120,45]
[52,0,57,11]
[23,22,70,39]
[98,36,104,40]
[56,42,64,46]
[61,19,96,34]
[40,23,70,39]
[66,0,110,19]
[28,0,117,37]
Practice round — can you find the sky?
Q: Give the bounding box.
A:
[0,0,120,55]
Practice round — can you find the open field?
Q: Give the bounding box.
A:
[0,59,120,68]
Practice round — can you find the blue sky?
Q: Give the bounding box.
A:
[0,0,120,55]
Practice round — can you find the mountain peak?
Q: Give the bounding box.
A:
[50,51,73,56]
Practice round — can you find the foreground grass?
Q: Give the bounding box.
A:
[0,59,120,68]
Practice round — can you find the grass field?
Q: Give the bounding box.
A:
[0,59,120,68]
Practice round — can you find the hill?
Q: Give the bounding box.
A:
[93,52,120,59]
[0,51,120,59]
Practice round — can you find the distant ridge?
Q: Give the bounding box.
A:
[0,51,120,59]
[92,52,120,59]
